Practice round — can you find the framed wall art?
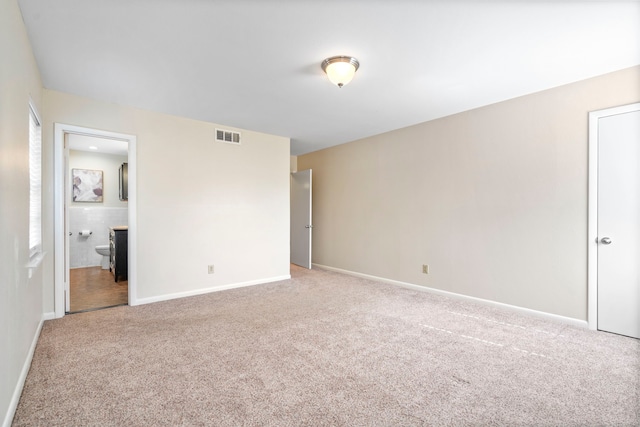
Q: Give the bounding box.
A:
[72,169,103,202]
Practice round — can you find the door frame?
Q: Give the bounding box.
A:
[290,169,312,269]
[587,102,640,330]
[54,123,138,318]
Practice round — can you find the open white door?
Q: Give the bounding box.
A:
[291,169,312,268]
[595,106,640,339]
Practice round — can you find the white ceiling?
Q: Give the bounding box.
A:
[17,0,640,155]
[68,134,129,157]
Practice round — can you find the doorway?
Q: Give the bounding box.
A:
[67,135,129,312]
[291,169,312,269]
[54,124,137,318]
[588,102,640,339]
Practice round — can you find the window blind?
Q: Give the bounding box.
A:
[29,104,42,257]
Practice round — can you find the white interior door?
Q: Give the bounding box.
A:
[291,169,312,268]
[597,107,640,339]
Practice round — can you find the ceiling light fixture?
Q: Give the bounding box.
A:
[321,56,360,88]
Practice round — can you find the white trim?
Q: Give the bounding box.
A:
[127,132,138,306]
[314,264,589,329]
[135,275,291,306]
[24,251,45,269]
[587,102,640,331]
[27,95,42,125]
[54,124,138,317]
[2,319,44,427]
[42,312,56,321]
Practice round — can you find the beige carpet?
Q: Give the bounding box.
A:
[13,265,640,426]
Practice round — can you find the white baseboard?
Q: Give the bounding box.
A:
[42,312,56,321]
[313,264,589,329]
[134,275,291,306]
[2,318,44,427]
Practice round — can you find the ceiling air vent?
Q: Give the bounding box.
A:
[216,128,241,145]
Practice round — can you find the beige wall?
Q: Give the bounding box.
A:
[43,90,291,306]
[298,66,640,321]
[0,0,44,424]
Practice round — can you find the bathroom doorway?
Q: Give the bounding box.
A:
[67,135,128,312]
[54,124,137,318]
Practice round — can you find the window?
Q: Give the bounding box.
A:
[29,103,42,258]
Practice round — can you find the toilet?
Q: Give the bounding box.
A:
[95,245,110,269]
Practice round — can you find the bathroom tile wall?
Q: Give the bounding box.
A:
[69,207,128,268]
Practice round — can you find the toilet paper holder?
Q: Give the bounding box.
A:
[79,230,93,236]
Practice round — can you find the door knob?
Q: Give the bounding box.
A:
[600,237,612,245]
[305,225,313,229]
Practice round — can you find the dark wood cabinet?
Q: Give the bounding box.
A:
[109,227,128,282]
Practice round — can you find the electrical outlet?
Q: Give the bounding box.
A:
[422,264,429,274]
[208,265,215,274]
